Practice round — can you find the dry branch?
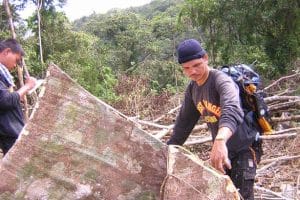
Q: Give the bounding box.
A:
[257,160,280,174]
[260,155,300,165]
[267,127,300,135]
[257,155,300,176]
[271,115,300,122]
[268,100,300,112]
[259,133,297,140]
[154,127,173,139]
[276,89,297,96]
[254,185,293,200]
[150,123,208,139]
[264,95,300,104]
[182,129,299,146]
[264,73,300,92]
[153,105,180,122]
[136,119,172,129]
[184,136,212,145]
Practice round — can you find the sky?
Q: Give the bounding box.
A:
[20,0,152,21]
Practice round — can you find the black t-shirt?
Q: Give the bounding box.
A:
[168,69,258,154]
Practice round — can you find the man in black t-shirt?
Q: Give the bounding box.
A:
[167,39,262,200]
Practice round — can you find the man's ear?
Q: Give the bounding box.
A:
[203,54,209,62]
[3,48,11,55]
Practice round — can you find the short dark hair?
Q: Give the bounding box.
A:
[0,38,25,56]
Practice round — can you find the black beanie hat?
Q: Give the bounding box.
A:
[177,39,206,64]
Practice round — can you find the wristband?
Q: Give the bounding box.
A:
[215,134,226,141]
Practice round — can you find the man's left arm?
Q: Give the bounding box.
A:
[210,72,244,173]
[210,126,233,174]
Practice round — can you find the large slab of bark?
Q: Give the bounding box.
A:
[0,64,240,200]
[162,145,240,200]
[0,64,167,199]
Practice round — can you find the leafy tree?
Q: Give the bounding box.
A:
[23,4,119,102]
[179,0,300,77]
[11,0,66,10]
[0,2,24,38]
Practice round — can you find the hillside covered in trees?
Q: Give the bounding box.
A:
[2,0,299,106]
[1,0,300,199]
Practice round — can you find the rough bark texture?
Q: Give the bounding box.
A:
[161,146,240,200]
[0,64,240,200]
[0,64,167,200]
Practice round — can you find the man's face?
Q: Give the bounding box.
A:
[181,57,209,83]
[1,48,22,71]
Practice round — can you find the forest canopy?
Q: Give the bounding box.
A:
[1,0,299,107]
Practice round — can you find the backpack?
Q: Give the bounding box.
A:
[220,64,273,135]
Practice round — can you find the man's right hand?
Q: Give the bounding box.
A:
[17,76,37,99]
[24,76,37,90]
[210,139,231,174]
[210,126,233,174]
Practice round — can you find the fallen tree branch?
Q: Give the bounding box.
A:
[184,136,212,145]
[192,124,208,132]
[264,95,300,104]
[136,119,172,129]
[153,105,180,122]
[297,175,300,200]
[264,73,300,92]
[259,133,297,140]
[268,100,300,112]
[183,129,299,145]
[257,155,300,174]
[275,89,297,96]
[257,160,280,175]
[254,185,293,200]
[271,115,300,122]
[152,123,208,139]
[268,127,300,135]
[260,155,300,165]
[153,127,173,139]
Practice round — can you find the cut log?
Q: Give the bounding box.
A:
[161,145,240,200]
[0,64,240,200]
[0,64,167,199]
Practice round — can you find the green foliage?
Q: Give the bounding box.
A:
[46,31,119,102]
[24,8,119,102]
[5,0,298,106]
[179,0,300,78]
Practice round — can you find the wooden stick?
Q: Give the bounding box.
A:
[136,119,172,129]
[297,175,300,199]
[267,127,300,135]
[271,115,300,122]
[254,185,292,200]
[260,155,300,165]
[257,155,300,174]
[275,89,297,96]
[184,136,212,145]
[154,128,173,139]
[264,95,300,104]
[268,100,300,111]
[257,160,280,174]
[183,131,298,146]
[153,105,181,122]
[259,133,297,140]
[264,73,300,91]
